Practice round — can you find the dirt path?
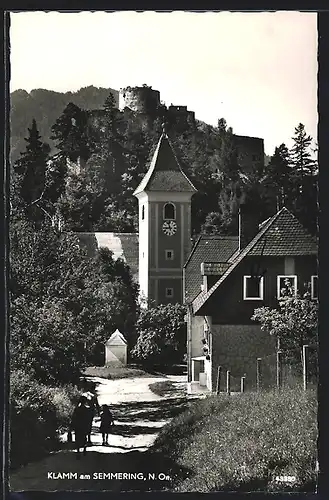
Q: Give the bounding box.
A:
[10,374,191,492]
[86,374,187,452]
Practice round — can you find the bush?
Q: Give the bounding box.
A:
[131,303,186,366]
[10,369,80,470]
[153,388,317,492]
[149,381,187,398]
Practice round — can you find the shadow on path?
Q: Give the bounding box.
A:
[10,395,192,492]
[109,397,189,423]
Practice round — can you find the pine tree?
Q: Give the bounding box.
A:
[95,93,126,211]
[265,143,292,211]
[51,103,92,162]
[12,119,50,224]
[208,118,243,234]
[103,92,117,137]
[289,124,318,234]
[290,123,317,177]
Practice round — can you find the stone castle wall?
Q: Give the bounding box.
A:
[234,135,265,175]
[119,86,195,130]
[119,86,161,114]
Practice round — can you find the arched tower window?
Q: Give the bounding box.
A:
[141,205,145,220]
[163,202,176,220]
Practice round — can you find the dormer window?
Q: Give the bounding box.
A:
[141,205,145,220]
[163,202,176,220]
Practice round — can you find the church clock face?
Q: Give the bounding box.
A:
[162,220,177,236]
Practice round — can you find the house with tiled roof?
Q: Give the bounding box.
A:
[185,205,318,393]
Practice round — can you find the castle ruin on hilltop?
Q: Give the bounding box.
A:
[119,85,196,130]
[69,84,265,180]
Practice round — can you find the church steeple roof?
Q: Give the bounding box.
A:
[133,127,197,196]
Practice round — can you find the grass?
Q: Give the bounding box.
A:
[82,365,151,380]
[149,380,186,398]
[152,388,318,493]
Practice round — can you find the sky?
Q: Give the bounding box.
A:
[9,10,318,156]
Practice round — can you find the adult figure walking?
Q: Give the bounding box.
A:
[81,381,100,446]
[70,396,92,459]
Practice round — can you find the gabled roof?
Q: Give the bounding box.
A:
[76,232,139,280]
[192,207,318,314]
[133,133,197,195]
[184,235,239,304]
[248,208,318,256]
[106,329,127,346]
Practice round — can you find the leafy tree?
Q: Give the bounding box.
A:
[55,172,95,231]
[131,303,186,366]
[10,209,139,383]
[44,153,68,204]
[10,216,90,383]
[200,212,223,235]
[251,281,318,373]
[92,247,139,347]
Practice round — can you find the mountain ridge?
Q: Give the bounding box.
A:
[10,85,119,163]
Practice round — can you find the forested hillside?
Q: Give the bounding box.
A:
[10,89,318,237]
[10,86,119,164]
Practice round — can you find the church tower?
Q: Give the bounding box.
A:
[133,126,197,306]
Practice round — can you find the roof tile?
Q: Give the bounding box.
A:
[192,207,318,313]
[133,133,196,195]
[184,235,239,303]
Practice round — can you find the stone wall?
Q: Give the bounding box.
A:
[210,323,276,392]
[119,86,161,114]
[234,135,265,176]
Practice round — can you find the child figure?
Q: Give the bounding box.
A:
[100,404,114,446]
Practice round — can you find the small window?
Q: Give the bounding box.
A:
[243,276,264,300]
[141,205,145,220]
[277,275,297,299]
[163,202,176,220]
[165,287,174,298]
[165,250,174,260]
[311,275,318,300]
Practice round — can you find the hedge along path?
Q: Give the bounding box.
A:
[10,374,190,492]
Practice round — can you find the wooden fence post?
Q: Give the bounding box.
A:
[240,375,246,393]
[276,350,283,389]
[303,344,309,391]
[226,370,231,395]
[256,358,262,392]
[216,366,221,395]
